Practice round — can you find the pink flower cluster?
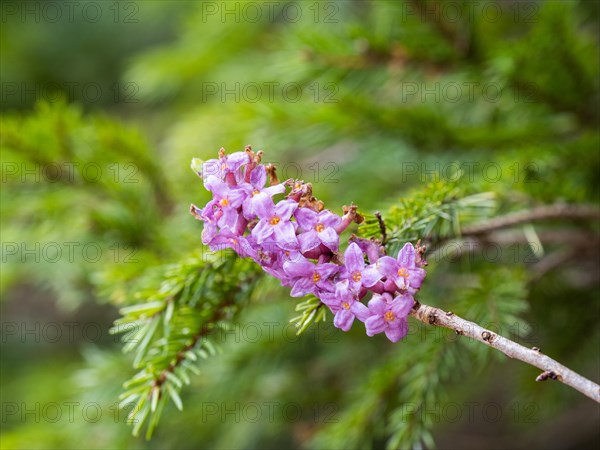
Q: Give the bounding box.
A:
[191,147,427,342]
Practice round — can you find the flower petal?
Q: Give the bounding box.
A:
[290,278,314,297]
[408,268,427,289]
[377,256,399,277]
[252,219,273,244]
[253,193,274,219]
[397,242,416,268]
[361,265,383,288]
[317,263,340,279]
[283,256,314,278]
[298,230,321,253]
[250,165,266,188]
[351,302,370,322]
[275,200,298,221]
[274,221,298,250]
[226,151,250,171]
[263,184,286,197]
[344,243,364,272]
[228,187,247,208]
[318,211,342,228]
[367,295,387,315]
[391,295,414,318]
[334,309,355,332]
[365,316,386,336]
[294,207,318,230]
[385,322,407,343]
[318,227,339,250]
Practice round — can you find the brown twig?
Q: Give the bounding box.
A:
[461,204,600,236]
[410,302,600,403]
[375,211,387,245]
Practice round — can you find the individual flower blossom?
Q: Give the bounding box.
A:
[283,255,339,297]
[205,228,258,260]
[341,242,382,291]
[377,242,426,295]
[201,176,248,233]
[319,280,364,331]
[190,202,220,244]
[252,239,300,285]
[252,196,298,251]
[353,292,414,342]
[294,208,341,253]
[239,165,287,220]
[198,150,250,185]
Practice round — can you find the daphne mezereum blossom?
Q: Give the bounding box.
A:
[353,293,414,342]
[198,150,249,185]
[252,196,298,251]
[282,254,339,297]
[191,147,427,343]
[319,280,363,331]
[294,208,341,253]
[376,243,426,295]
[341,242,382,291]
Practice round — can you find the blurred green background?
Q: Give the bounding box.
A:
[1,1,599,449]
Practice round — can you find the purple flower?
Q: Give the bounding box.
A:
[353,293,414,342]
[240,166,286,220]
[377,243,426,295]
[201,176,248,233]
[200,151,250,184]
[283,255,339,297]
[294,208,341,253]
[190,201,221,244]
[243,189,285,221]
[341,242,382,291]
[319,280,364,331]
[205,228,258,260]
[252,196,298,251]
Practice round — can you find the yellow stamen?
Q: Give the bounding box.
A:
[315,223,325,232]
[252,189,260,196]
[219,198,229,206]
[270,216,281,225]
[351,271,361,282]
[398,268,409,278]
[384,311,395,322]
[342,302,350,310]
[312,272,321,283]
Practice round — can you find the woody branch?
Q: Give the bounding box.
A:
[410,302,600,403]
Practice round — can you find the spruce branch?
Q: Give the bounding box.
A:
[461,204,600,236]
[410,302,600,403]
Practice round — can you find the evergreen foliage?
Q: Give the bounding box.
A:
[2,1,598,448]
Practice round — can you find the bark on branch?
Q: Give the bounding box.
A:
[461,204,600,236]
[409,302,600,403]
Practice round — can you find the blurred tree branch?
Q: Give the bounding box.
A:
[461,204,600,237]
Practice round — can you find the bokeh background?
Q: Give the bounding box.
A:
[1,1,599,449]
